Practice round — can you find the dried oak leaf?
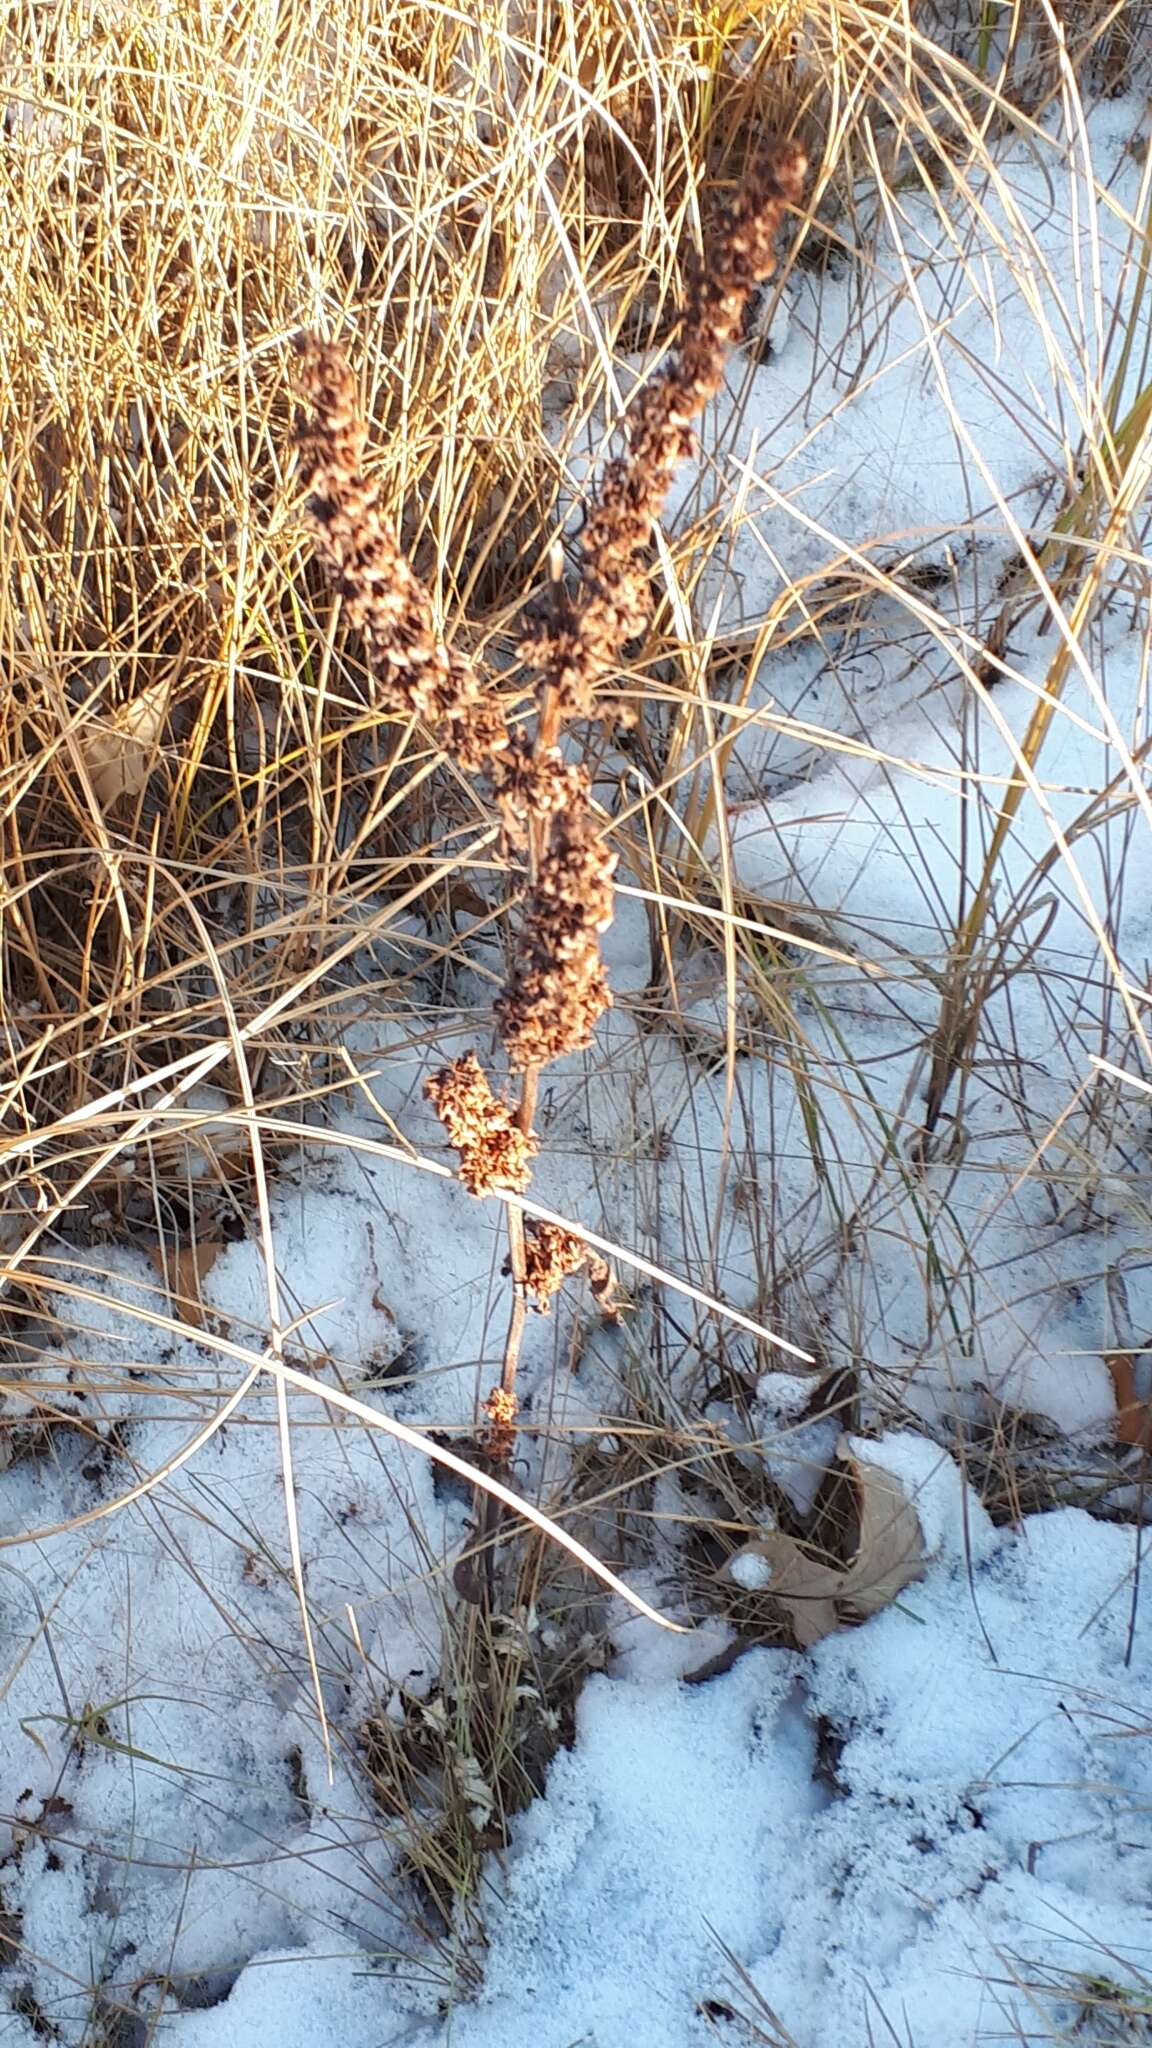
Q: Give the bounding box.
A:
[79,679,170,808]
[149,1239,227,1334]
[725,1453,925,1648]
[1104,1353,1152,1449]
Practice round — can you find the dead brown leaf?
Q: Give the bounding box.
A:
[725,1450,925,1648]
[727,1532,844,1648]
[1105,1353,1152,1449]
[836,1458,925,1620]
[150,1239,226,1333]
[79,680,170,808]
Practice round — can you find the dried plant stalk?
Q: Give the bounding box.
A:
[497,139,807,1070]
[296,140,806,1606]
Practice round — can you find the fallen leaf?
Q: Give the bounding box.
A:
[724,1450,925,1648]
[726,1530,845,1648]
[149,1239,226,1333]
[835,1457,925,1620]
[79,680,170,809]
[1105,1353,1152,1448]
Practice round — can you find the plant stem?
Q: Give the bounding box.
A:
[471,667,562,1593]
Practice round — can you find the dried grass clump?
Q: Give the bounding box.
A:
[423,1053,537,1196]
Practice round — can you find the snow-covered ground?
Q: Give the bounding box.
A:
[2,82,1151,2048]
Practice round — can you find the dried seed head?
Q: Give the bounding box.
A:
[496,786,617,1068]
[517,1221,619,1316]
[294,337,510,769]
[424,1051,537,1195]
[525,140,807,722]
[479,1383,518,1468]
[490,740,589,844]
[498,143,806,1069]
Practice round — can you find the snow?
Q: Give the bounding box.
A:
[3,72,1151,2048]
[729,1547,776,1590]
[150,1498,1152,2048]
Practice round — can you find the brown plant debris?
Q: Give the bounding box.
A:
[1105,1352,1152,1449]
[723,1448,925,1650]
[78,678,170,810]
[495,783,618,1067]
[424,1052,537,1196]
[294,337,509,772]
[524,140,807,724]
[148,1238,227,1334]
[515,1221,619,1317]
[480,1384,518,1469]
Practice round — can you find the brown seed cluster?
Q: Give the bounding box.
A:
[294,337,510,773]
[517,1221,619,1316]
[498,140,806,1064]
[523,141,808,726]
[423,1052,537,1195]
[490,740,588,844]
[495,782,617,1068]
[479,1383,518,1468]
